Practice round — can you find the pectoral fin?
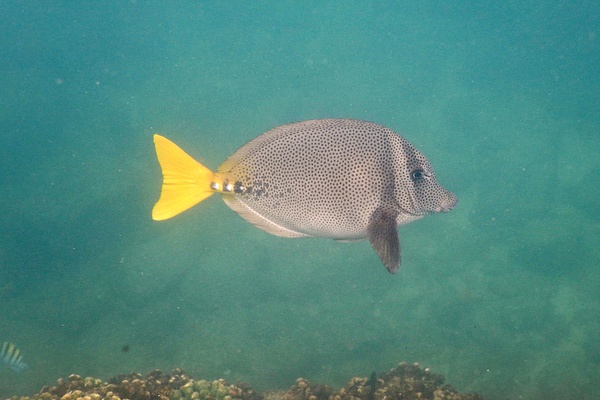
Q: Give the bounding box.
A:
[367,209,401,274]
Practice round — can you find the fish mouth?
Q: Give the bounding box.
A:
[436,195,458,213]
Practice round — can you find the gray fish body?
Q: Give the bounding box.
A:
[217,119,457,273]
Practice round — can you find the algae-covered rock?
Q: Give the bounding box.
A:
[332,362,484,400]
[6,362,483,400]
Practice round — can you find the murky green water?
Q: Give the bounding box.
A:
[1,2,598,399]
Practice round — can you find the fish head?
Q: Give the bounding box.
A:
[397,147,458,217]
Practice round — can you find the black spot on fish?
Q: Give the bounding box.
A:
[234,181,245,194]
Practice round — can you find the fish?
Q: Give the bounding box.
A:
[1,342,28,372]
[152,118,457,273]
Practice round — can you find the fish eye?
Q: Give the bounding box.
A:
[411,169,425,182]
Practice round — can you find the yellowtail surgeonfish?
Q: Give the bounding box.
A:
[1,342,28,372]
[152,119,457,273]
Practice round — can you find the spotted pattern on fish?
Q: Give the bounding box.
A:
[219,119,456,243]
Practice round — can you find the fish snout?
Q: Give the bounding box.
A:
[435,192,458,213]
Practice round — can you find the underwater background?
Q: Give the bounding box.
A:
[1,1,598,399]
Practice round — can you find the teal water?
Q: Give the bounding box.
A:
[1,2,599,399]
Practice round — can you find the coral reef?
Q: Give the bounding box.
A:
[280,362,484,400]
[7,362,484,400]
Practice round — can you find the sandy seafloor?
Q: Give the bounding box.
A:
[0,2,598,399]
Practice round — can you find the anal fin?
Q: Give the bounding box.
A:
[367,209,401,274]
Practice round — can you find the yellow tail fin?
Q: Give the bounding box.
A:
[152,134,216,221]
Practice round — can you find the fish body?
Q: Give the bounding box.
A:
[1,342,28,372]
[152,119,457,273]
